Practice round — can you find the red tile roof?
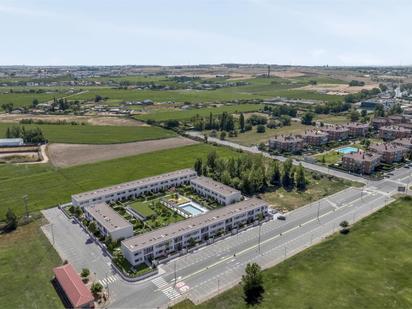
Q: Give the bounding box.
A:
[53,264,94,308]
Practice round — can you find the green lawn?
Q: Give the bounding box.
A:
[0,123,176,144]
[128,201,157,217]
[0,220,63,309]
[174,196,412,309]
[134,104,264,122]
[0,144,239,217]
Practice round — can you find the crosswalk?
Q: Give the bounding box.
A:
[152,277,181,300]
[99,274,118,285]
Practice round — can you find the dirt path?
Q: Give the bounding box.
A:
[48,136,198,167]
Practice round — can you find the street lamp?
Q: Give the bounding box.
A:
[258,224,262,255]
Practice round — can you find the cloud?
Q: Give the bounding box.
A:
[0,4,53,17]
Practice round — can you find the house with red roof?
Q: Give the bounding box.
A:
[53,264,94,309]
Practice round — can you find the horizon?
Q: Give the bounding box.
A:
[1,0,411,67]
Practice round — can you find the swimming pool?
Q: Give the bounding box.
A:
[337,146,359,154]
[179,202,208,216]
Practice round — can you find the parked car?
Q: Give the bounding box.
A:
[277,215,286,221]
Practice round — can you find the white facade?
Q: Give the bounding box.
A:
[83,203,133,241]
[190,176,242,205]
[121,198,268,266]
[72,169,197,207]
[0,138,24,147]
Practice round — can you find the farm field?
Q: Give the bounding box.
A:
[315,114,349,124]
[135,104,264,122]
[0,122,176,144]
[48,136,197,167]
[0,144,239,217]
[262,173,361,212]
[0,219,63,309]
[174,196,412,309]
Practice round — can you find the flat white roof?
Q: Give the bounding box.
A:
[191,176,241,196]
[85,203,132,233]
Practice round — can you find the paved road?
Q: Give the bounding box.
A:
[41,134,412,308]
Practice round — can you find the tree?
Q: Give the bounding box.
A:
[349,110,360,122]
[242,263,264,305]
[220,131,226,140]
[270,162,281,187]
[81,268,90,279]
[361,109,367,118]
[32,98,39,108]
[91,282,103,295]
[4,208,18,232]
[88,221,97,234]
[194,158,203,176]
[1,103,14,113]
[295,164,306,191]
[74,206,83,218]
[256,124,266,133]
[282,158,293,189]
[207,151,218,171]
[301,112,314,125]
[374,105,385,117]
[239,112,245,132]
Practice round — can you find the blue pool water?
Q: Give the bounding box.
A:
[337,146,359,154]
[179,203,207,216]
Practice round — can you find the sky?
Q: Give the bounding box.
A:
[0,0,411,66]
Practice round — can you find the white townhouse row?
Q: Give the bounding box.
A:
[121,198,268,266]
[71,169,197,207]
[190,176,242,205]
[83,203,134,241]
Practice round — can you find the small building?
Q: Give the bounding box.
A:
[369,143,408,163]
[342,151,381,174]
[83,203,134,241]
[190,176,242,205]
[53,264,94,309]
[379,125,412,141]
[388,114,406,124]
[393,138,412,152]
[268,135,304,153]
[371,117,390,130]
[321,125,349,141]
[301,130,329,146]
[0,138,24,147]
[344,122,369,137]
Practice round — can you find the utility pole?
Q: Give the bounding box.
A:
[174,261,177,287]
[23,195,29,221]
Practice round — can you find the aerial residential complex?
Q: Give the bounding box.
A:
[83,203,134,241]
[71,169,197,207]
[302,130,329,146]
[369,143,408,163]
[321,125,349,141]
[190,176,242,205]
[379,125,412,140]
[345,122,369,137]
[269,135,304,152]
[121,198,269,266]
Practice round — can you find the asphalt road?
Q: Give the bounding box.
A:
[41,134,412,308]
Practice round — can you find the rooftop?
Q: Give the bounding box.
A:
[53,264,94,308]
[72,169,196,203]
[343,151,381,162]
[380,125,411,133]
[191,176,241,196]
[85,203,132,233]
[270,135,303,143]
[345,122,369,128]
[302,130,328,137]
[122,198,267,252]
[321,125,349,133]
[0,138,24,143]
[393,138,412,146]
[369,143,407,153]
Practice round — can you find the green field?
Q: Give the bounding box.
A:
[0,219,63,309]
[0,123,176,144]
[135,104,264,122]
[174,196,412,309]
[0,144,239,217]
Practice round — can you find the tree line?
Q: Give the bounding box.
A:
[5,125,47,144]
[194,151,306,196]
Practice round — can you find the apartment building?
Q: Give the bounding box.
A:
[379,125,412,141]
[345,122,369,137]
[121,198,268,266]
[301,130,329,146]
[393,138,412,152]
[371,117,389,129]
[190,176,242,205]
[342,151,381,175]
[388,114,405,124]
[321,125,349,141]
[72,169,197,207]
[84,203,133,241]
[369,143,408,163]
[268,135,304,153]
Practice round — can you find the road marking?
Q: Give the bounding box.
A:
[98,274,118,285]
[162,286,180,300]
[152,277,168,289]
